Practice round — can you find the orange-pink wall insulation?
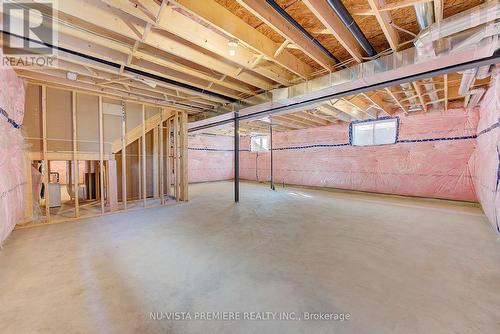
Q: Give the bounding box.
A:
[0,49,26,246]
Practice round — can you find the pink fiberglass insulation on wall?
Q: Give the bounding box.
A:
[239,108,478,202]
[0,49,26,246]
[470,69,500,232]
[188,134,234,183]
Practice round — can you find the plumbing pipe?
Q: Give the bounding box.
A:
[324,0,376,57]
[265,0,340,64]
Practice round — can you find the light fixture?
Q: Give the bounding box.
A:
[66,72,77,81]
[228,39,238,56]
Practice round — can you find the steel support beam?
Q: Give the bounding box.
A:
[234,114,240,203]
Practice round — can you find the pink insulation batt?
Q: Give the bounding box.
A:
[469,70,500,232]
[238,108,479,202]
[187,108,478,202]
[188,134,234,183]
[0,49,26,246]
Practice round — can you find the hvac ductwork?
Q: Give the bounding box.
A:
[414,1,500,108]
[414,2,440,109]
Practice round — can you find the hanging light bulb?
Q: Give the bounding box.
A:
[228,39,238,56]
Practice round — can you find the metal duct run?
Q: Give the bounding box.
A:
[414,2,435,30]
[415,1,500,52]
[457,44,493,108]
[265,0,340,64]
[458,67,485,108]
[414,2,440,110]
[414,1,500,109]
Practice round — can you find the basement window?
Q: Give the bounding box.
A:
[250,135,269,152]
[351,118,398,146]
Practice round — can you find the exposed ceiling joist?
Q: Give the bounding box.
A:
[367,0,400,51]
[171,0,315,79]
[236,0,338,71]
[302,0,366,63]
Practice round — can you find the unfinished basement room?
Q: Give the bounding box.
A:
[1,0,500,333]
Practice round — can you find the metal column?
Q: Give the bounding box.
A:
[234,113,239,203]
[270,122,275,191]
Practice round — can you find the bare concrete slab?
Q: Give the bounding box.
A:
[1,181,499,334]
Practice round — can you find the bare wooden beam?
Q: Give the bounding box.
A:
[385,87,408,113]
[383,0,433,12]
[434,0,443,23]
[351,0,433,15]
[367,0,400,51]
[412,81,428,112]
[236,0,337,70]
[172,0,314,79]
[302,0,365,63]
[40,0,277,91]
[362,92,392,116]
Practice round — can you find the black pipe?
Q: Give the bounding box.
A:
[325,0,376,57]
[265,0,341,64]
[234,113,240,203]
[1,30,237,103]
[188,51,500,132]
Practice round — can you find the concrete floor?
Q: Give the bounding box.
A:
[1,181,500,334]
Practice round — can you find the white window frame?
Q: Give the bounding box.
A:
[351,118,398,146]
[250,135,269,152]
